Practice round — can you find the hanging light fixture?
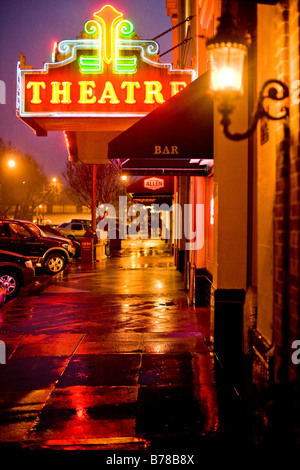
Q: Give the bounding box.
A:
[206,2,289,141]
[206,2,248,97]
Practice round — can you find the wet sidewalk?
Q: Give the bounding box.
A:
[0,239,253,452]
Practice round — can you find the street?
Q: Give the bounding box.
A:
[0,239,252,452]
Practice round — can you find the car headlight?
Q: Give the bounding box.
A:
[63,243,74,253]
[25,260,33,268]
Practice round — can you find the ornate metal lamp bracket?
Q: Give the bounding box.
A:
[218,79,289,141]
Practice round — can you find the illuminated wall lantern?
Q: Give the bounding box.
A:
[206,2,289,141]
[206,4,248,98]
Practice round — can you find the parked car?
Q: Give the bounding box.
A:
[38,224,81,258]
[71,219,91,224]
[57,221,91,241]
[0,218,75,275]
[0,250,35,302]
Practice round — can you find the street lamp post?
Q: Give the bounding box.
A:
[7,158,17,169]
[3,156,18,217]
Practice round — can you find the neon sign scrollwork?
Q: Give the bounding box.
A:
[57,4,159,74]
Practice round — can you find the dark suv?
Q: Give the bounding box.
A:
[0,250,35,301]
[0,219,75,274]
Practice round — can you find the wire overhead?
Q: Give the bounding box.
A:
[152,15,195,41]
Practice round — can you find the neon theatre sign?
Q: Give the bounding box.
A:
[16,5,195,121]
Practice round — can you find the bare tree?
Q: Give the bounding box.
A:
[62,162,123,212]
[0,139,47,219]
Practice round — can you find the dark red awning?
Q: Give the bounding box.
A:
[108,72,213,175]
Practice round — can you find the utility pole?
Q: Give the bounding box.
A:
[92,164,97,234]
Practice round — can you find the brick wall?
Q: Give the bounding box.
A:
[273,0,300,384]
[273,0,290,382]
[288,0,300,383]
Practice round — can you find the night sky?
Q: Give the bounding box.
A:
[0,0,172,179]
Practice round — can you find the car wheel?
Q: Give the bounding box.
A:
[45,253,66,274]
[0,270,21,302]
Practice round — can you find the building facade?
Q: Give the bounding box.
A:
[16,0,300,444]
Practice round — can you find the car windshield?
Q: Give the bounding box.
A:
[71,224,83,230]
[43,228,57,236]
[24,222,46,237]
[9,223,32,239]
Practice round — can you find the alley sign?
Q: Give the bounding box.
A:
[16,4,194,121]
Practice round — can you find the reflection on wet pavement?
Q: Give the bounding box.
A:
[0,240,249,450]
